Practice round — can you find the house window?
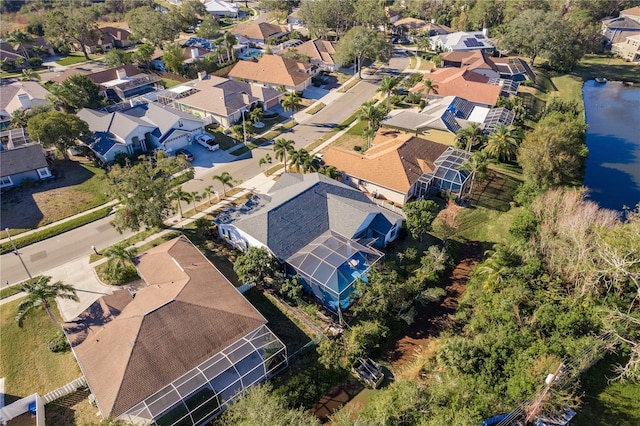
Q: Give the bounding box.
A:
[37,168,51,179]
[0,176,13,188]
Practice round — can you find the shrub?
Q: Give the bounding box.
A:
[48,331,70,353]
[28,57,43,67]
[353,145,362,152]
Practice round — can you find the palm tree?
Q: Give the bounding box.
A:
[377,75,401,109]
[281,91,302,125]
[7,30,33,63]
[319,165,341,180]
[460,150,492,200]
[417,37,431,58]
[16,276,79,328]
[288,149,317,172]
[213,171,234,197]
[259,153,272,175]
[171,187,192,218]
[21,69,40,81]
[363,125,377,150]
[274,138,295,172]
[190,191,202,213]
[223,31,237,62]
[422,78,438,104]
[484,124,519,162]
[358,101,387,148]
[203,185,216,205]
[455,123,486,151]
[102,243,138,284]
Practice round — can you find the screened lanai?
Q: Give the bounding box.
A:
[432,147,471,194]
[119,325,287,426]
[286,230,383,312]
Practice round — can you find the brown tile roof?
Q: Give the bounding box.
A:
[294,39,337,65]
[323,130,448,193]
[50,65,142,85]
[228,55,312,88]
[394,17,429,31]
[441,50,498,72]
[412,68,501,105]
[64,236,266,418]
[100,27,131,42]
[231,22,287,41]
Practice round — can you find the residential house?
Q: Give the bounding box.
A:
[411,68,507,106]
[0,81,51,129]
[183,46,212,64]
[205,0,239,18]
[324,129,474,204]
[64,236,287,425]
[0,41,24,69]
[430,30,493,52]
[385,8,401,25]
[78,102,205,162]
[601,16,640,46]
[228,54,313,92]
[612,33,640,61]
[0,128,52,188]
[1,36,54,60]
[159,74,281,129]
[215,173,404,312]
[283,38,339,71]
[441,50,535,81]
[383,95,515,145]
[394,17,451,38]
[100,27,133,49]
[231,22,289,45]
[51,65,163,102]
[620,6,640,23]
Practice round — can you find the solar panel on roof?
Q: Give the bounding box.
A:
[475,34,485,39]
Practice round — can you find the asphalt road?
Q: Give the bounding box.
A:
[0,51,409,287]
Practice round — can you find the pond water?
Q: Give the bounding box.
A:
[582,80,640,212]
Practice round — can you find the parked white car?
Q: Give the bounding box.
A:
[195,133,219,151]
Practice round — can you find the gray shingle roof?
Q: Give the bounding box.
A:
[0,143,48,177]
[227,173,403,260]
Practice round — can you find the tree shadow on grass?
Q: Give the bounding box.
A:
[469,169,521,212]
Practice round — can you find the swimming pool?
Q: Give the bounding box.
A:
[239,48,263,60]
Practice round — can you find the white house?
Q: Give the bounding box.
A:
[78,103,205,162]
[430,30,494,52]
[204,0,239,18]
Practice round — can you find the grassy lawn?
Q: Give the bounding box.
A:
[0,285,24,300]
[419,60,436,71]
[209,130,239,150]
[0,299,82,402]
[56,52,101,66]
[346,120,367,137]
[339,77,360,93]
[162,78,183,88]
[573,54,640,83]
[576,355,640,425]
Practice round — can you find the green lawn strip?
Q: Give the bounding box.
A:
[305,102,326,115]
[339,78,361,93]
[266,164,284,175]
[229,145,251,156]
[455,206,521,245]
[337,111,360,130]
[0,206,112,255]
[572,54,640,84]
[0,298,82,400]
[419,60,436,71]
[281,120,296,130]
[575,354,640,426]
[56,53,101,66]
[161,78,183,88]
[89,227,162,262]
[0,285,25,300]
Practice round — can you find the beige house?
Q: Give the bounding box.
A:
[621,6,640,24]
[228,55,313,92]
[162,75,282,129]
[64,236,287,425]
[285,39,339,71]
[612,33,640,61]
[324,130,473,204]
[231,22,289,45]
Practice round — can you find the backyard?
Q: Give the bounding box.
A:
[55,52,102,66]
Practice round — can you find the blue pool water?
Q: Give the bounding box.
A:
[583,80,640,211]
[239,48,263,60]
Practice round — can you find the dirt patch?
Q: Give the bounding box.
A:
[385,241,484,371]
[309,379,364,424]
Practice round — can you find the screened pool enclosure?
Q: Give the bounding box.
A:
[286,230,384,312]
[118,325,287,426]
[414,147,472,199]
